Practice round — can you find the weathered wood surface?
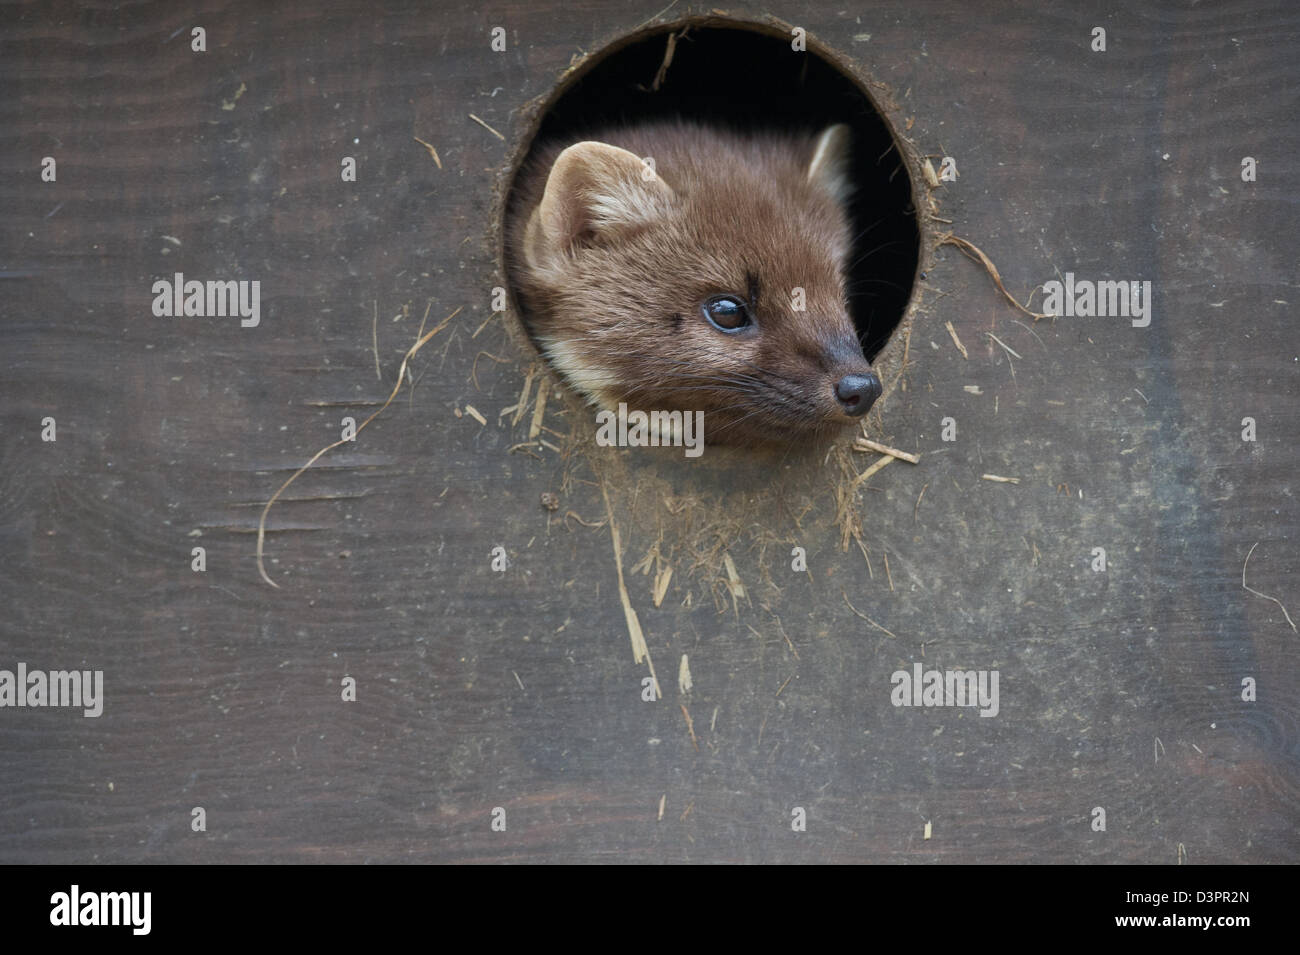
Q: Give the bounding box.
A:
[1,0,1296,863]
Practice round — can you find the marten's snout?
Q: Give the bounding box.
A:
[834,372,883,417]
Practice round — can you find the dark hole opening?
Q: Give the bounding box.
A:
[514,21,920,361]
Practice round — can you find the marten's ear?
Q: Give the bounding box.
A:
[524,141,675,270]
[806,124,853,205]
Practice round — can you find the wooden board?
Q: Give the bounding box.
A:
[0,0,1296,863]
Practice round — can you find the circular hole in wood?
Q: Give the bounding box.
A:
[500,17,922,440]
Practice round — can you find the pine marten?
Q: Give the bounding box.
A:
[504,120,883,447]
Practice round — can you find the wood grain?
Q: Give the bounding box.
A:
[0,0,1295,863]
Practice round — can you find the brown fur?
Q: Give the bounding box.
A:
[504,119,877,446]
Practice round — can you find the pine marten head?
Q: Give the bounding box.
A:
[505,120,883,447]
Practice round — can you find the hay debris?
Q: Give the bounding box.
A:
[939,234,1049,320]
[853,531,873,576]
[470,350,509,391]
[529,378,549,439]
[986,331,1023,360]
[507,442,542,459]
[412,136,442,169]
[602,484,661,696]
[468,113,505,140]
[850,454,895,493]
[652,565,673,607]
[256,306,462,588]
[679,703,699,752]
[512,365,537,427]
[650,27,688,91]
[1009,318,1046,349]
[841,592,898,639]
[563,509,607,530]
[371,300,381,380]
[854,437,920,464]
[722,552,748,614]
[1242,541,1297,633]
[944,320,968,359]
[923,157,939,187]
[774,616,799,660]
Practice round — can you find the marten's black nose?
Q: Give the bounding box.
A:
[834,372,883,416]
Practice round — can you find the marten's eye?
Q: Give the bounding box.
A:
[702,295,752,333]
